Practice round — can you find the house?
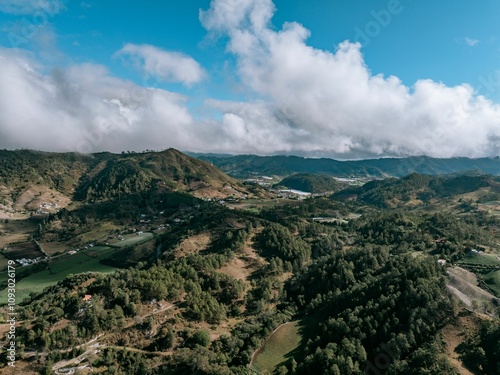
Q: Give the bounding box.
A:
[437,259,447,266]
[83,294,92,302]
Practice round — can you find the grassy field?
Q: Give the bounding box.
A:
[251,321,301,373]
[457,253,500,267]
[39,241,71,256]
[226,198,298,213]
[0,247,118,304]
[0,254,9,271]
[76,221,122,244]
[482,270,500,296]
[112,232,154,248]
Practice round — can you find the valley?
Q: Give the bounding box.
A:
[0,149,499,374]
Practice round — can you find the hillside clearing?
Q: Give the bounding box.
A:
[440,310,481,375]
[250,321,300,373]
[447,267,500,316]
[174,232,211,257]
[217,230,266,293]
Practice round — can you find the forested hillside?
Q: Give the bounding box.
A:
[1,151,500,374]
[333,173,498,207]
[0,149,255,214]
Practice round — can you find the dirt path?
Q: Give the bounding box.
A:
[51,303,177,372]
[440,313,479,375]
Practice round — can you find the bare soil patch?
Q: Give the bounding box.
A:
[174,232,211,258]
[0,219,37,248]
[3,241,44,260]
[441,311,483,375]
[447,266,500,316]
[217,229,267,289]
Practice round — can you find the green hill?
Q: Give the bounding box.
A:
[0,149,92,195]
[0,149,253,211]
[74,149,247,201]
[333,173,496,207]
[274,173,346,193]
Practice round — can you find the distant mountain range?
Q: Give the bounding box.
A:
[191,153,500,178]
[3,149,500,214]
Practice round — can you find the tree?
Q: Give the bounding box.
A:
[190,330,211,347]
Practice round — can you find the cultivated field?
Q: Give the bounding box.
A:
[0,247,118,304]
[38,241,71,256]
[0,218,36,247]
[482,270,500,296]
[3,241,44,260]
[0,255,10,271]
[447,267,500,316]
[112,232,154,248]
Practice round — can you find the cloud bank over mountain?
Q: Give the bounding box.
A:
[1,0,500,158]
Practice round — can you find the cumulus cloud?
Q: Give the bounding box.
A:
[200,0,500,158]
[0,0,66,15]
[115,43,206,86]
[0,48,208,153]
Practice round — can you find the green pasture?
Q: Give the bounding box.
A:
[0,247,118,304]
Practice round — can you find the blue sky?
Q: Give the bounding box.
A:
[0,0,499,157]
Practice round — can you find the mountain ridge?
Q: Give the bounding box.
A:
[191,153,500,178]
[0,148,256,214]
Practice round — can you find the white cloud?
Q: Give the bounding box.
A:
[200,0,500,158]
[0,0,65,15]
[464,37,479,47]
[0,48,207,153]
[115,43,206,86]
[1,1,500,159]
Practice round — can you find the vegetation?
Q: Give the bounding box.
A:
[275,173,345,193]
[457,320,500,374]
[334,173,495,208]
[0,149,499,374]
[251,321,300,373]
